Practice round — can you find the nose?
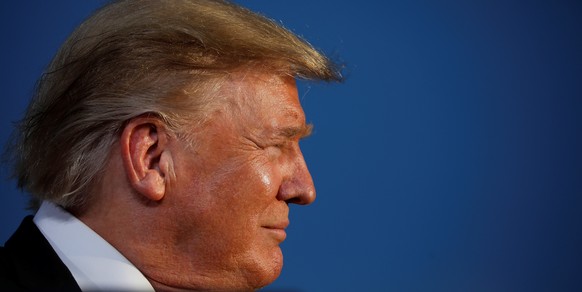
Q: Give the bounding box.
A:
[276,149,316,205]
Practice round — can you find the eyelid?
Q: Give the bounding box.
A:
[274,140,291,148]
[266,138,287,148]
[277,123,313,141]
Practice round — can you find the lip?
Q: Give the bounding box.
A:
[264,220,289,230]
[262,221,289,242]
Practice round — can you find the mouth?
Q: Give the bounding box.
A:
[262,221,289,242]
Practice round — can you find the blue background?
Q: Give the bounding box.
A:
[1,1,581,291]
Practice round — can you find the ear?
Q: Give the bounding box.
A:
[120,116,174,202]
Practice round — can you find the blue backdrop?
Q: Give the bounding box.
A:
[1,1,581,291]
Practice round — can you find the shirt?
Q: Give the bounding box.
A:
[33,201,155,291]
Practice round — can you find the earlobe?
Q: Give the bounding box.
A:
[120,117,172,202]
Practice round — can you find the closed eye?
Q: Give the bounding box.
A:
[276,123,313,141]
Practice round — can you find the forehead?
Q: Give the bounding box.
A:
[220,71,304,127]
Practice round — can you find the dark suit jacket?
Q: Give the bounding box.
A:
[0,216,81,291]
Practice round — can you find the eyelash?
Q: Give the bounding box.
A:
[272,140,295,151]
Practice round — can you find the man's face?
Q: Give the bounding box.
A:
[164,71,316,289]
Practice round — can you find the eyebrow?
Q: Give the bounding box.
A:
[276,123,313,140]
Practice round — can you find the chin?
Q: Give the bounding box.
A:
[245,247,284,289]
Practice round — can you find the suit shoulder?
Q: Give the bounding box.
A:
[0,216,81,291]
[0,240,26,291]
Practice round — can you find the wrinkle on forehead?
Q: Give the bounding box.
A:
[221,70,300,117]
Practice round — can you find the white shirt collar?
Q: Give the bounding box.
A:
[33,201,155,292]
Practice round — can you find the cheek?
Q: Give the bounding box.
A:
[257,165,281,197]
[251,159,282,200]
[201,159,278,219]
[260,171,272,187]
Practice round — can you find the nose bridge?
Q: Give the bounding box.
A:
[278,145,316,205]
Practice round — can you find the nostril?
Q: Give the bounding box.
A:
[277,182,316,205]
[284,188,316,205]
[285,197,303,205]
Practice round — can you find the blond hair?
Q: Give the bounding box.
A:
[8,0,341,210]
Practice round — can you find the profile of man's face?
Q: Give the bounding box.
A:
[147,71,316,289]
